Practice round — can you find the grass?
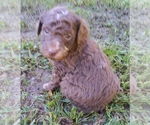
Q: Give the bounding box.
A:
[130,44,150,125]
[130,0,150,7]
[130,5,150,124]
[0,41,20,124]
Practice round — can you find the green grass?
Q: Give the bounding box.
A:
[130,0,150,7]
[101,0,129,8]
[130,44,150,125]
[0,41,20,124]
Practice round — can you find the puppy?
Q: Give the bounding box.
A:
[37,6,120,113]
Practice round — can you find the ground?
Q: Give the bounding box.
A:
[0,0,150,125]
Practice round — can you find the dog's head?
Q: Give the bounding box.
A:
[37,6,89,61]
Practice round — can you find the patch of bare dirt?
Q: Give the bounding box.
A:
[21,68,51,106]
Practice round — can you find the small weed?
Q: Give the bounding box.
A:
[69,106,84,124]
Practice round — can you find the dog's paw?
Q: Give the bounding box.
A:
[43,83,50,91]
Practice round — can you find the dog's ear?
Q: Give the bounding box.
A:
[37,13,45,36]
[76,16,89,44]
[37,21,42,36]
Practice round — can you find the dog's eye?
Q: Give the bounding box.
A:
[64,34,72,40]
[44,28,49,34]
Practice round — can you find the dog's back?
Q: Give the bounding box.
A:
[59,38,120,113]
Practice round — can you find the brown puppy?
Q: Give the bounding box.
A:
[37,6,120,113]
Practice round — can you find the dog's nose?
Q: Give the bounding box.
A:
[49,49,58,55]
[48,41,60,56]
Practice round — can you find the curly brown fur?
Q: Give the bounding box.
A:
[37,6,120,113]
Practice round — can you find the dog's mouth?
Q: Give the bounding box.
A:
[48,47,69,61]
[48,51,59,60]
[49,50,59,57]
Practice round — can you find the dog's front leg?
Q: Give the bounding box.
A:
[43,69,61,91]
